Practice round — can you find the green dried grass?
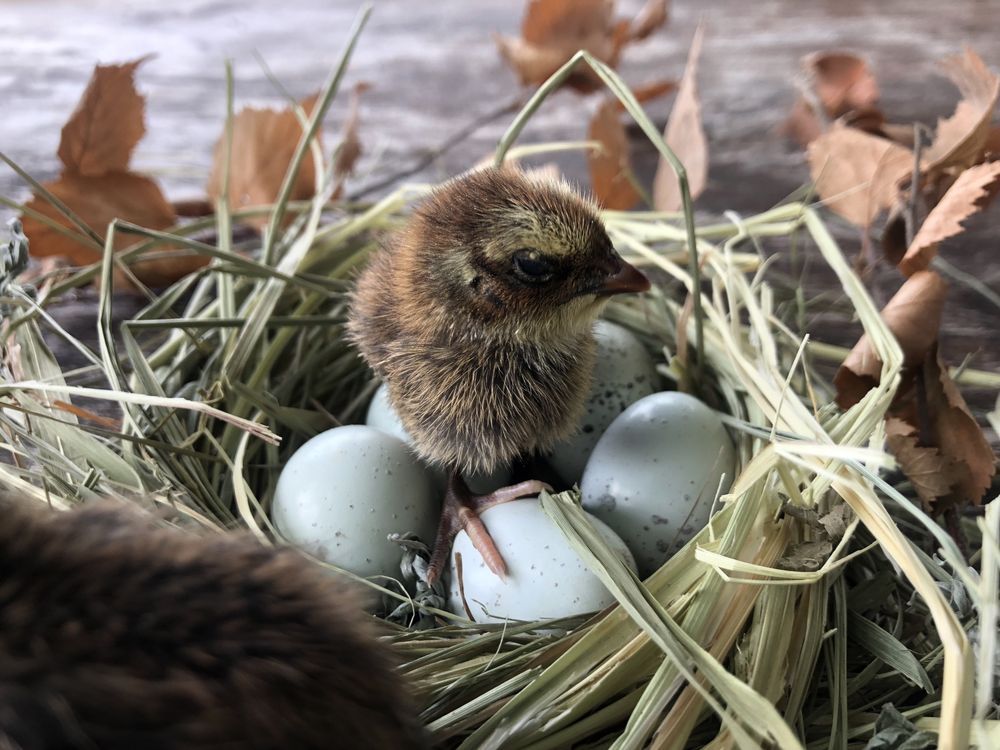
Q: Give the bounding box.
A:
[0,14,998,750]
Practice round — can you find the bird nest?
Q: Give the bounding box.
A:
[1,32,998,750]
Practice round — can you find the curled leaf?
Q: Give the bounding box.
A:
[923,345,997,508]
[58,57,150,177]
[834,270,948,409]
[206,93,320,229]
[783,52,881,146]
[652,25,707,211]
[922,48,1000,175]
[588,99,640,210]
[808,124,912,227]
[885,417,959,510]
[495,0,667,93]
[898,159,1000,275]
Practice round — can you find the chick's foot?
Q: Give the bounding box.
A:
[425,474,551,585]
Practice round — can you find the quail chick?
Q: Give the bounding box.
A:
[348,166,649,583]
[0,500,427,749]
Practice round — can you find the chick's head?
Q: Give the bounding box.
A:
[399,166,649,341]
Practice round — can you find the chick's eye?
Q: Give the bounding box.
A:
[512,250,555,284]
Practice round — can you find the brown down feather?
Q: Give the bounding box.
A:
[0,499,428,750]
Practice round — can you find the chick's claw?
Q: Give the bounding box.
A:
[425,475,552,585]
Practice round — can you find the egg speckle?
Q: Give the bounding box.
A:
[581,392,736,577]
[447,498,636,623]
[272,426,438,579]
[548,320,657,485]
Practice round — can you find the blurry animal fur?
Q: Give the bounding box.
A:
[0,500,427,750]
[348,166,630,474]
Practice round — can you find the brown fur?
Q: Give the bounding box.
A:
[348,166,641,474]
[0,501,427,750]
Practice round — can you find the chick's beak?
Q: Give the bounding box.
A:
[597,256,651,296]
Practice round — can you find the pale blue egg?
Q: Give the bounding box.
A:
[548,320,658,485]
[447,497,636,623]
[581,392,735,577]
[272,425,439,579]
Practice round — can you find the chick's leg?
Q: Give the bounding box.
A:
[426,473,550,585]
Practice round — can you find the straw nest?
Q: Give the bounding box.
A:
[1,15,997,750]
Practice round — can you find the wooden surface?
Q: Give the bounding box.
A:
[2,0,998,417]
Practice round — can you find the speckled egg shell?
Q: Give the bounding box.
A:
[272,425,439,579]
[447,498,636,623]
[580,392,736,577]
[547,320,658,485]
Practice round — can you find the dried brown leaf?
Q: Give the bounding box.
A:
[782,98,824,147]
[172,198,215,217]
[782,52,881,147]
[496,0,663,93]
[206,93,320,230]
[494,34,585,89]
[521,0,612,46]
[21,172,177,265]
[880,199,909,267]
[588,99,640,210]
[783,103,887,148]
[496,0,620,92]
[58,57,149,177]
[807,52,880,116]
[834,270,948,409]
[652,25,706,211]
[922,48,1000,174]
[626,0,669,42]
[818,503,851,542]
[331,82,369,200]
[986,123,1000,156]
[924,345,997,508]
[776,539,833,572]
[18,57,204,289]
[885,417,960,510]
[113,250,213,292]
[880,122,918,149]
[614,78,677,111]
[808,124,913,227]
[841,106,886,135]
[899,159,1000,275]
